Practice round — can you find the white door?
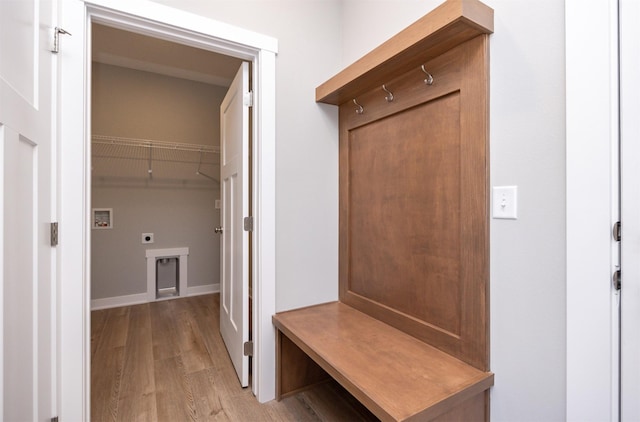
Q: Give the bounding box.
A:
[0,0,57,420]
[620,0,640,418]
[220,62,250,387]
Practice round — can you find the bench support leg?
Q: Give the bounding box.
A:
[276,330,331,400]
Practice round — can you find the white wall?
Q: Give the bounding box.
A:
[149,0,343,311]
[341,1,567,421]
[487,2,566,420]
[91,185,219,298]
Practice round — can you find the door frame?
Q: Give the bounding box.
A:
[59,1,278,418]
[566,0,620,420]
[619,0,640,418]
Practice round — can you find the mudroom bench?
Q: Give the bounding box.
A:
[273,302,494,421]
[274,0,495,420]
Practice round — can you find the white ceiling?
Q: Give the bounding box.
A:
[92,24,244,87]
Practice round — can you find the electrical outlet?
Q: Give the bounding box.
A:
[492,186,518,219]
[142,233,154,244]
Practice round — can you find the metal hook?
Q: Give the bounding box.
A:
[51,27,72,54]
[421,65,434,85]
[353,99,364,114]
[382,84,394,102]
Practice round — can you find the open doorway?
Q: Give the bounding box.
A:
[90,24,241,306]
[89,23,254,417]
[59,2,278,414]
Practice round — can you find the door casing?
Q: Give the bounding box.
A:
[619,0,640,418]
[59,1,278,418]
[566,0,620,420]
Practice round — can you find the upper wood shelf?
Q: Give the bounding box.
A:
[315,0,493,105]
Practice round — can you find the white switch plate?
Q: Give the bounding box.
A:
[492,186,518,219]
[215,199,221,209]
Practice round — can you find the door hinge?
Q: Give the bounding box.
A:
[243,341,253,357]
[243,91,254,107]
[51,27,71,54]
[613,270,621,291]
[51,417,59,422]
[613,221,621,241]
[51,222,59,247]
[243,216,254,232]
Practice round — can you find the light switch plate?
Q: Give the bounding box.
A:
[492,186,518,219]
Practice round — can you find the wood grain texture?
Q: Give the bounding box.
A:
[273,302,494,422]
[429,391,486,422]
[154,356,196,422]
[316,0,493,104]
[295,381,378,422]
[92,295,371,421]
[347,92,462,336]
[338,35,489,371]
[116,304,158,421]
[91,307,130,421]
[277,330,331,398]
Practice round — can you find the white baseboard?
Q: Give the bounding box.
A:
[91,284,220,310]
[187,283,220,296]
[91,293,148,310]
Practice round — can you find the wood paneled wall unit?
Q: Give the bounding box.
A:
[337,31,490,372]
[274,1,493,420]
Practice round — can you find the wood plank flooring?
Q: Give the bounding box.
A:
[91,294,377,421]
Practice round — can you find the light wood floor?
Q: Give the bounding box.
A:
[91,294,377,421]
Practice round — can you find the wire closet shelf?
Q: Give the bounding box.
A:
[92,135,220,181]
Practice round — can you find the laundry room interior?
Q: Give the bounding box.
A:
[90,24,242,309]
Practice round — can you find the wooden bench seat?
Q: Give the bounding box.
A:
[273,302,494,421]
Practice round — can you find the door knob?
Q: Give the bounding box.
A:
[214,227,223,234]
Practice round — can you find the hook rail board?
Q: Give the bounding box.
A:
[315,0,493,105]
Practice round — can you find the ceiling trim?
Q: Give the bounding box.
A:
[93,52,234,87]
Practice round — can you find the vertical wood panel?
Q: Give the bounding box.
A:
[276,330,330,399]
[339,36,489,370]
[348,93,462,336]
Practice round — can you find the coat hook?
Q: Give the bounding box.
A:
[382,84,394,102]
[353,99,364,114]
[421,65,434,85]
